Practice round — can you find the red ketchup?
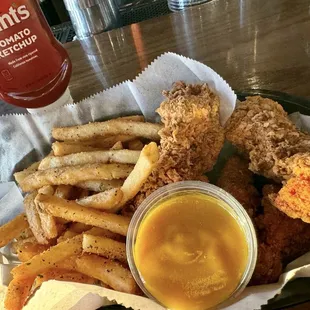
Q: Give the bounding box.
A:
[0,0,72,109]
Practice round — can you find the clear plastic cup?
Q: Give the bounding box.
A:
[127,181,257,309]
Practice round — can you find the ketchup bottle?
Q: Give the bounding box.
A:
[0,0,72,111]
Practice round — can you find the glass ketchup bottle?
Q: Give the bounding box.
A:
[0,0,72,111]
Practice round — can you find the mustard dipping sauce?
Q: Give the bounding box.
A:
[134,193,248,310]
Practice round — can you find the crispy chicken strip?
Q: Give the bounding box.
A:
[226,96,310,221]
[217,156,260,218]
[250,185,310,285]
[274,154,310,222]
[225,96,310,182]
[131,82,224,210]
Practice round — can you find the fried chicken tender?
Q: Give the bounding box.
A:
[250,185,310,285]
[225,96,310,182]
[217,156,260,218]
[275,154,310,223]
[131,82,224,210]
[225,96,310,222]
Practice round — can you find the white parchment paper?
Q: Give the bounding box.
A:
[0,53,309,309]
[0,52,236,182]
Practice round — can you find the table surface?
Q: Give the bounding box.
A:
[1,0,310,115]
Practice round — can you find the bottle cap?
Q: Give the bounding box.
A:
[27,88,74,115]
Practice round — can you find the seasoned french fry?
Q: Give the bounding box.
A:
[4,276,34,310]
[117,115,145,122]
[54,185,74,199]
[13,161,40,186]
[32,268,97,291]
[110,141,123,150]
[114,142,159,211]
[24,193,48,245]
[86,227,125,242]
[52,120,162,141]
[77,179,124,192]
[52,141,102,156]
[34,189,58,239]
[15,242,50,262]
[52,135,136,156]
[57,230,79,243]
[70,222,92,233]
[0,214,29,248]
[38,185,55,195]
[15,228,34,241]
[53,255,79,270]
[75,254,137,294]
[77,188,123,211]
[83,234,126,264]
[38,150,140,170]
[93,135,135,147]
[36,194,130,236]
[127,139,144,151]
[11,234,83,279]
[20,163,134,192]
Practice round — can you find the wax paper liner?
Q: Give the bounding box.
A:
[0,52,236,181]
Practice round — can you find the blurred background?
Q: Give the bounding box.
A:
[42,0,172,43]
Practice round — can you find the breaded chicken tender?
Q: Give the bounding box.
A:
[251,185,310,285]
[225,96,310,222]
[275,154,310,223]
[225,96,310,182]
[128,82,225,212]
[217,156,260,218]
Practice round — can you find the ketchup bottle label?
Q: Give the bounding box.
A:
[0,1,72,108]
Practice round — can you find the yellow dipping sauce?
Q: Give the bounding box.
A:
[134,193,248,310]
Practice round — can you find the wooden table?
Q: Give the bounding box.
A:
[1,0,310,115]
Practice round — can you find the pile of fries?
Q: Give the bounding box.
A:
[0,115,161,310]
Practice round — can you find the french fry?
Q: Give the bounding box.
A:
[13,161,40,185]
[52,135,136,156]
[24,193,48,245]
[77,188,123,211]
[77,179,124,192]
[32,268,97,291]
[114,142,159,211]
[117,115,145,122]
[127,139,144,151]
[38,150,140,170]
[53,255,79,270]
[57,230,79,243]
[0,214,29,248]
[36,194,130,236]
[15,242,50,262]
[86,227,125,243]
[11,234,83,279]
[34,189,58,239]
[52,120,162,141]
[38,185,55,195]
[20,163,134,192]
[52,141,102,156]
[54,185,74,199]
[70,222,92,233]
[110,141,123,150]
[83,234,127,264]
[15,228,34,241]
[4,276,34,310]
[75,254,137,294]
